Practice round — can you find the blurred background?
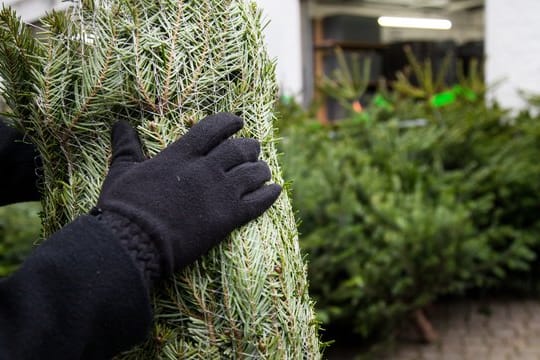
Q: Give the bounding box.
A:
[2,0,540,359]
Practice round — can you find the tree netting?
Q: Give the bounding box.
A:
[0,0,320,358]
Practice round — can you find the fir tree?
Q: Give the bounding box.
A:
[0,1,321,358]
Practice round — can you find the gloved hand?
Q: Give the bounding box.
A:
[0,119,41,206]
[95,113,281,283]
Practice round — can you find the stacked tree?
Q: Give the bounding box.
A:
[0,0,320,358]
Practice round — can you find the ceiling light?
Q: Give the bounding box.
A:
[377,16,452,30]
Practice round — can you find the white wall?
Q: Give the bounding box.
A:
[254,0,304,101]
[1,0,64,23]
[486,0,540,110]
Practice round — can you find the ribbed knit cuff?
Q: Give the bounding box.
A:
[91,208,161,289]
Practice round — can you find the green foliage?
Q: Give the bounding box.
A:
[0,6,44,124]
[318,48,371,114]
[457,58,485,97]
[0,202,41,276]
[275,95,319,131]
[391,46,484,109]
[279,100,540,339]
[392,45,452,100]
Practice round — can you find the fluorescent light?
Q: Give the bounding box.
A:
[377,16,452,30]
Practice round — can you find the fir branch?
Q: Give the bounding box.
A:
[0,6,44,124]
[160,0,184,109]
[129,4,158,113]
[68,11,118,127]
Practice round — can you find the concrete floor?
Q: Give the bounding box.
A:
[326,299,540,360]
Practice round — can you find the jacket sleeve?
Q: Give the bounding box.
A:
[0,215,153,360]
[0,120,40,206]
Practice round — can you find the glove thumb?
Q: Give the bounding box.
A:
[110,120,146,165]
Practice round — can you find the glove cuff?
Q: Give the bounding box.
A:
[92,208,162,289]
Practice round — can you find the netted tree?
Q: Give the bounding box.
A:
[0,0,321,358]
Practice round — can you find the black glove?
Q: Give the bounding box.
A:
[0,119,41,206]
[95,113,281,283]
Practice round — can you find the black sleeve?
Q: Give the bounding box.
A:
[0,120,40,206]
[0,215,153,360]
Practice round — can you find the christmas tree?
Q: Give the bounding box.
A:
[0,0,320,358]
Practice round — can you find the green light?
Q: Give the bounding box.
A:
[373,94,394,111]
[431,91,457,108]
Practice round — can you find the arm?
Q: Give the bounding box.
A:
[0,215,152,360]
[0,114,281,359]
[0,119,40,206]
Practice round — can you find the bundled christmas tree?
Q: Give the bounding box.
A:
[0,0,320,358]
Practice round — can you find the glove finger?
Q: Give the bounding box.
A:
[110,121,146,164]
[208,138,260,171]
[228,161,271,196]
[241,183,282,220]
[177,113,244,155]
